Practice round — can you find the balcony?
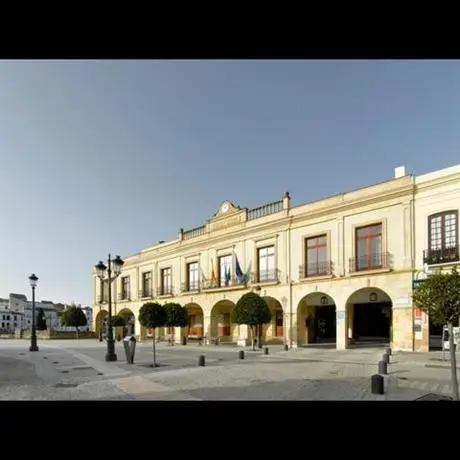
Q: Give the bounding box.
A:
[118,292,131,302]
[251,268,280,284]
[423,245,460,265]
[157,286,173,297]
[349,252,391,273]
[201,277,247,291]
[299,261,333,279]
[181,282,200,293]
[96,295,106,304]
[138,289,153,299]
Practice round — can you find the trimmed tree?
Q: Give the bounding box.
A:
[232,292,272,350]
[61,305,88,339]
[139,302,167,367]
[164,303,188,345]
[412,266,460,400]
[36,308,47,331]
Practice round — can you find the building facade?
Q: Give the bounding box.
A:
[92,164,460,352]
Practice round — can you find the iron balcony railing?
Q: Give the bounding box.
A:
[138,289,153,299]
[349,252,390,273]
[423,245,460,265]
[201,277,246,290]
[181,282,200,293]
[118,292,131,301]
[157,286,173,296]
[299,261,333,278]
[251,268,280,284]
[96,295,107,304]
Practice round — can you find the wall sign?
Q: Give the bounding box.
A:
[336,311,345,320]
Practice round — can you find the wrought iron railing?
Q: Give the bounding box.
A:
[299,261,333,278]
[349,252,390,273]
[201,277,246,290]
[251,268,280,283]
[138,289,153,299]
[157,286,173,296]
[423,245,460,265]
[118,292,131,301]
[181,281,200,293]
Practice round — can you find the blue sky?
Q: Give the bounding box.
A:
[0,60,459,305]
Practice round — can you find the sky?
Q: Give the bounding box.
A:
[0,60,459,306]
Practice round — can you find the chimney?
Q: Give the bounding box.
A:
[394,166,406,178]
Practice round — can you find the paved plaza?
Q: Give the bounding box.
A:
[0,339,456,400]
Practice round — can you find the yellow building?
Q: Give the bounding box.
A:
[92,164,460,352]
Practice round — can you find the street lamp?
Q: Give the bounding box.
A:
[95,254,124,362]
[28,273,39,352]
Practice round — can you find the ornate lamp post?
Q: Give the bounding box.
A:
[94,254,124,362]
[28,273,39,352]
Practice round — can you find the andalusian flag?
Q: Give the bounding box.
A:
[210,258,217,285]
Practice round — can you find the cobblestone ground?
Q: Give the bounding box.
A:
[0,340,455,400]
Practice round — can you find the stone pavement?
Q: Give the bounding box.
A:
[0,339,456,400]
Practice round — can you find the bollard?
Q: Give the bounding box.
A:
[198,355,205,366]
[238,350,245,360]
[284,344,289,351]
[264,347,269,355]
[182,336,187,346]
[371,374,384,395]
[385,347,392,356]
[378,360,388,375]
[382,353,390,364]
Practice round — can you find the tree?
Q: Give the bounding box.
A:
[111,315,126,327]
[412,266,460,400]
[60,305,88,339]
[138,302,167,367]
[164,303,188,345]
[232,292,272,350]
[36,308,47,331]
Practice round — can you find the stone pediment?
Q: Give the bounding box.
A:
[208,201,247,232]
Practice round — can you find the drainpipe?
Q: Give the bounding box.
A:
[287,216,293,348]
[411,177,416,352]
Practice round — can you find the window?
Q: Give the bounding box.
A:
[121,276,130,300]
[305,235,328,276]
[14,315,17,321]
[257,246,276,281]
[101,279,109,302]
[355,223,383,270]
[427,211,458,263]
[142,272,152,297]
[161,267,172,295]
[187,262,199,291]
[219,255,232,287]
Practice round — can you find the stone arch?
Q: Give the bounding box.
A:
[118,308,136,338]
[297,292,336,347]
[94,309,108,338]
[185,303,205,338]
[262,296,284,345]
[210,300,237,343]
[345,287,392,345]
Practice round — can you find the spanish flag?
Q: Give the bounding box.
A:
[210,258,217,285]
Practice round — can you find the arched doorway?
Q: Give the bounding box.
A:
[210,300,236,343]
[297,293,336,347]
[185,303,204,338]
[95,309,108,338]
[346,288,392,345]
[118,308,135,338]
[262,296,284,344]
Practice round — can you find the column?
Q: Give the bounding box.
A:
[203,314,211,341]
[237,324,250,346]
[336,305,348,350]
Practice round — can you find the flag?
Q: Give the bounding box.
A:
[225,265,231,285]
[235,254,246,284]
[210,258,217,286]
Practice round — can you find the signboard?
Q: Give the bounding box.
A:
[412,279,426,289]
[336,311,345,320]
[443,326,459,351]
[395,295,410,305]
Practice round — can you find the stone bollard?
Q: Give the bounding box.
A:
[382,353,390,364]
[238,350,245,360]
[198,355,205,366]
[264,347,269,355]
[284,344,289,351]
[378,360,388,375]
[371,374,384,395]
[385,347,392,356]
